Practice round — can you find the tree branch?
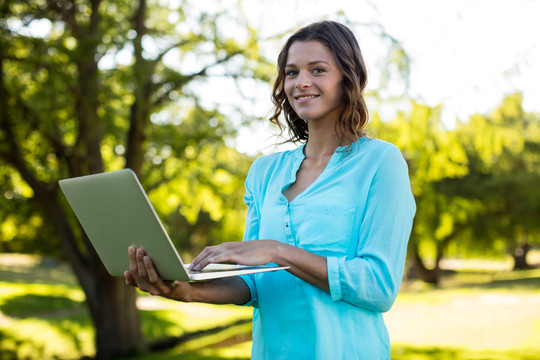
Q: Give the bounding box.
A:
[152,50,243,108]
[125,0,153,175]
[47,0,79,35]
[89,0,102,34]
[152,35,206,65]
[13,94,72,170]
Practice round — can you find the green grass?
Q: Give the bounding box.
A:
[387,262,540,359]
[1,253,539,360]
[391,345,540,360]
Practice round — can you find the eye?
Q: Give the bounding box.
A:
[285,69,298,77]
[312,67,325,74]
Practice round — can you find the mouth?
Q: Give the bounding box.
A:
[295,94,319,102]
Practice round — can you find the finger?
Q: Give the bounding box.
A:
[193,244,238,270]
[125,270,148,292]
[193,248,228,270]
[128,246,138,273]
[136,248,149,278]
[124,271,135,286]
[190,246,215,270]
[143,255,161,284]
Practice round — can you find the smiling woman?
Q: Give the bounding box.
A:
[125,21,416,360]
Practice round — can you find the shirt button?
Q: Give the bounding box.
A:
[285,224,289,227]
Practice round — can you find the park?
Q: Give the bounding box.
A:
[1,0,539,359]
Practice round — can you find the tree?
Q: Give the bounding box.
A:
[443,93,540,269]
[371,94,540,284]
[0,0,269,358]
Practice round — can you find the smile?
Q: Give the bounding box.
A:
[295,95,319,102]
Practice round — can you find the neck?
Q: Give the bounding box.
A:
[303,129,341,160]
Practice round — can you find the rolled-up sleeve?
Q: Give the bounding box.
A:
[327,145,415,312]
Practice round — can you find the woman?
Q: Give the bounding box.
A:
[125,21,415,359]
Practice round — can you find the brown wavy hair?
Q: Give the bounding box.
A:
[270,21,369,148]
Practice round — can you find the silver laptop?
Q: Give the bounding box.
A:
[59,169,287,281]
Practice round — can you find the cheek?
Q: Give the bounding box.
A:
[284,81,295,104]
[284,79,293,94]
[332,81,344,105]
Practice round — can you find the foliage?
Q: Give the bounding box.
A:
[0,0,266,257]
[0,0,272,357]
[368,94,540,281]
[447,93,540,256]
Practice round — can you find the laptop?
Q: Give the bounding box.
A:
[59,169,288,281]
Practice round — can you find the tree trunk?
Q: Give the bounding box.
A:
[513,241,530,270]
[410,229,460,285]
[412,241,441,285]
[90,266,144,359]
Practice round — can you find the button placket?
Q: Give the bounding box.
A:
[284,202,295,245]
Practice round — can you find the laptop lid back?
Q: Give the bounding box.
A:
[59,169,190,281]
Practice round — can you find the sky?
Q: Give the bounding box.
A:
[229,0,540,154]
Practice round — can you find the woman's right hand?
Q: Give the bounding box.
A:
[124,245,253,305]
[124,246,192,302]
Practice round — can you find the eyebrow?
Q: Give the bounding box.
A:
[285,60,331,68]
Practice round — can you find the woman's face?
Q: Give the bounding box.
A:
[284,40,343,125]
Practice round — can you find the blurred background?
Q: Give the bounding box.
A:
[1,0,539,359]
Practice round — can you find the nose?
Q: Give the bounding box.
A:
[295,70,311,89]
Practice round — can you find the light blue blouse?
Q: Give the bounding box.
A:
[239,137,416,360]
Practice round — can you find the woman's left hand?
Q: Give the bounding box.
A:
[189,240,280,271]
[191,240,329,292]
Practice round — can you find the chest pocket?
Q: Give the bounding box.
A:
[295,204,357,255]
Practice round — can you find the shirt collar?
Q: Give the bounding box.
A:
[291,137,366,167]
